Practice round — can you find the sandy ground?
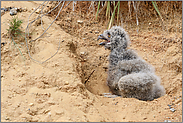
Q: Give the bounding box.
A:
[1,1,182,122]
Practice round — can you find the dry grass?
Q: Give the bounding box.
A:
[49,1,182,30]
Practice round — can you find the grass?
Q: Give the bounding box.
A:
[7,16,23,37]
[95,1,120,29]
[96,1,100,20]
[6,16,26,61]
[52,1,181,30]
[108,1,120,29]
[94,1,173,29]
[152,1,163,22]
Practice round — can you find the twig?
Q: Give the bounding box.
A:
[27,1,63,42]
[25,1,65,64]
[40,1,49,32]
[64,1,71,9]
[26,1,47,36]
[26,1,62,37]
[84,69,95,84]
[132,1,140,33]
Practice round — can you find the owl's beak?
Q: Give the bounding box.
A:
[97,34,108,45]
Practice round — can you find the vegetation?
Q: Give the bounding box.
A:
[7,16,23,37]
[6,16,26,60]
[152,1,163,22]
[69,1,182,29]
[95,1,120,29]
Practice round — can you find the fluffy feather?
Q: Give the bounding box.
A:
[98,26,165,101]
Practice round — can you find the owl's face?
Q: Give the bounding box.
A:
[97,26,130,50]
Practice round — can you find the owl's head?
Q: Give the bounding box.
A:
[97,26,130,50]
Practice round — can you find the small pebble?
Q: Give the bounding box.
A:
[115,102,118,105]
[164,120,171,122]
[5,116,10,120]
[1,8,8,11]
[170,108,176,112]
[23,7,27,12]
[29,103,34,106]
[1,10,5,13]
[167,104,172,108]
[77,20,83,24]
[17,7,22,12]
[80,52,85,55]
[35,9,41,14]
[95,31,99,34]
[48,112,51,116]
[64,81,69,85]
[10,8,17,16]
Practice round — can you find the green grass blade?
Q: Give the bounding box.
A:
[12,37,26,61]
[96,1,100,20]
[117,1,120,23]
[106,1,110,19]
[108,1,120,29]
[152,1,163,21]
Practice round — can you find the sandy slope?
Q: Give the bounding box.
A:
[1,1,182,122]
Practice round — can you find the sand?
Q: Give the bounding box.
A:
[1,1,182,122]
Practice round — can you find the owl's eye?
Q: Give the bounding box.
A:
[107,32,111,38]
